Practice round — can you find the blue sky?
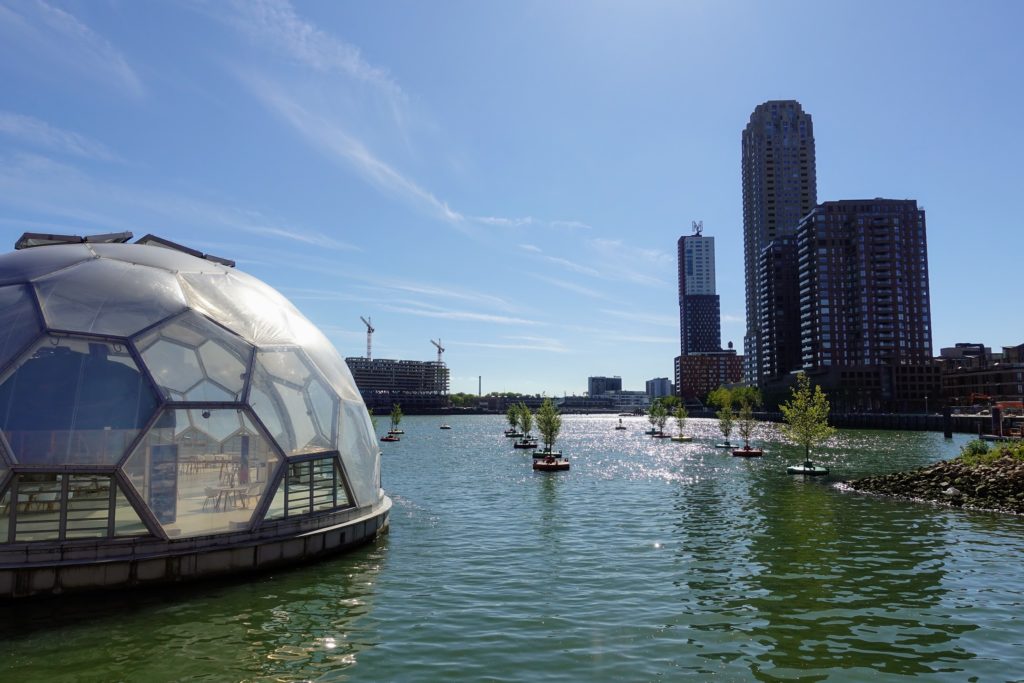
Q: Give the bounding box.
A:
[0,0,1020,396]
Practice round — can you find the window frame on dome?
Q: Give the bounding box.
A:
[258,451,355,524]
[0,470,156,544]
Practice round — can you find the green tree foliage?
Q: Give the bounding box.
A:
[660,395,682,412]
[708,386,734,411]
[390,403,403,430]
[779,373,836,467]
[648,399,668,434]
[449,392,479,408]
[506,403,519,429]
[737,400,756,448]
[716,404,734,444]
[673,405,688,437]
[535,398,562,452]
[517,402,533,436]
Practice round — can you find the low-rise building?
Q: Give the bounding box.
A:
[675,348,744,402]
[939,342,1024,408]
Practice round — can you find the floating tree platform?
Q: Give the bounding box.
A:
[533,458,570,472]
[732,447,763,457]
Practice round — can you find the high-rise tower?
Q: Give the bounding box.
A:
[678,221,721,355]
[741,100,817,385]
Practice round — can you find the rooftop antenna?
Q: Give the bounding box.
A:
[360,316,375,360]
[692,220,703,237]
[431,338,445,364]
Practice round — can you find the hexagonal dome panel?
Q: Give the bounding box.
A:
[0,335,160,465]
[0,284,42,373]
[250,348,339,456]
[34,258,188,337]
[123,407,282,538]
[135,311,252,402]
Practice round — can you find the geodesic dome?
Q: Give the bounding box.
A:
[0,239,381,544]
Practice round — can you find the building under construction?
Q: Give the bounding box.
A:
[345,320,449,412]
[345,357,450,412]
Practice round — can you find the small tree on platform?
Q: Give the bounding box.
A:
[390,403,403,432]
[779,373,836,468]
[517,402,533,438]
[735,388,762,449]
[506,404,519,432]
[709,386,735,446]
[536,398,562,453]
[673,405,688,437]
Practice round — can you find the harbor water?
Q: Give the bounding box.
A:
[2,415,1024,681]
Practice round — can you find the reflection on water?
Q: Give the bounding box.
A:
[3,416,1024,681]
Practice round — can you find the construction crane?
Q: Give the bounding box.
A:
[431,338,445,364]
[360,316,374,360]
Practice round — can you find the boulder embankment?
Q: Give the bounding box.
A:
[848,455,1024,514]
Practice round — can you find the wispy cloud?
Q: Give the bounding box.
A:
[0,0,143,97]
[600,309,678,327]
[0,111,120,162]
[519,241,670,289]
[243,75,468,228]
[451,335,568,353]
[473,215,592,231]
[530,273,610,300]
[382,301,540,326]
[722,313,744,324]
[605,335,677,344]
[218,0,405,105]
[0,152,359,253]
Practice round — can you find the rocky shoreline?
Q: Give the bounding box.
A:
[847,454,1024,515]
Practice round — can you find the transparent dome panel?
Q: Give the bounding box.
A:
[0,284,42,374]
[114,484,149,537]
[135,311,251,402]
[251,350,339,455]
[338,399,377,506]
[180,272,296,346]
[0,243,93,287]
[140,339,203,397]
[0,336,159,465]
[89,243,229,275]
[123,408,282,539]
[307,377,339,444]
[35,258,187,337]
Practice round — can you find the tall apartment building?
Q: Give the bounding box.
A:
[646,377,673,398]
[678,222,721,355]
[742,101,817,385]
[795,199,937,411]
[675,222,742,401]
[756,236,802,383]
[588,376,622,396]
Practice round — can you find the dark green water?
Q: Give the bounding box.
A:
[3,415,1024,682]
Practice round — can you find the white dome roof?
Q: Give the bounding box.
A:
[0,242,379,542]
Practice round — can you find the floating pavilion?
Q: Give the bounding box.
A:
[0,233,390,597]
